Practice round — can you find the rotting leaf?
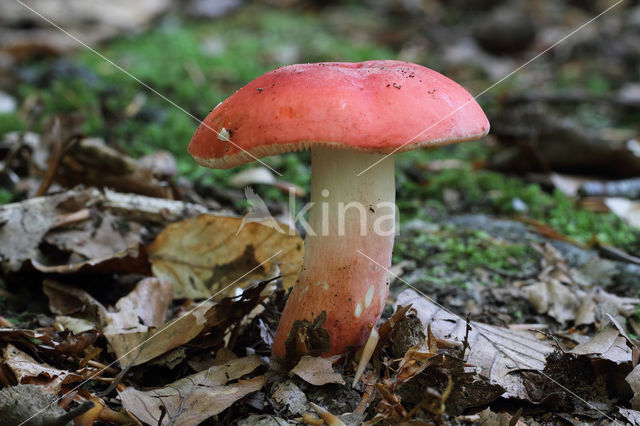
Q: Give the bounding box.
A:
[116,278,272,367]
[570,325,632,364]
[118,355,264,426]
[32,243,150,275]
[283,311,331,363]
[148,214,303,299]
[272,381,308,416]
[43,280,107,322]
[2,344,82,394]
[626,364,640,410]
[620,408,640,426]
[290,355,345,386]
[397,289,554,400]
[102,278,173,366]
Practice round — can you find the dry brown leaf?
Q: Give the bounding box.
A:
[605,197,640,229]
[620,408,640,426]
[396,289,554,400]
[110,302,212,367]
[43,278,196,367]
[0,189,87,271]
[102,278,173,365]
[119,355,264,425]
[43,279,106,321]
[0,187,214,273]
[396,342,437,383]
[290,355,345,386]
[44,212,142,259]
[0,0,172,57]
[522,280,580,325]
[2,344,82,394]
[627,364,640,410]
[32,243,150,275]
[570,326,632,364]
[148,214,303,299]
[272,381,309,416]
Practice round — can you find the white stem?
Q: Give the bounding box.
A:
[273,147,395,357]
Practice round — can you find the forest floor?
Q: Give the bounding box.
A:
[1,0,640,424]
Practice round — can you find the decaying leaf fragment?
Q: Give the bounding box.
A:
[396,325,439,383]
[102,277,174,366]
[118,355,264,426]
[148,214,304,299]
[2,344,82,394]
[290,355,345,386]
[396,289,555,399]
[627,364,640,410]
[570,325,632,364]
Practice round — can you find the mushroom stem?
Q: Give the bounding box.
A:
[273,147,395,357]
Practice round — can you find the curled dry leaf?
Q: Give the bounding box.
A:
[102,278,173,366]
[2,344,82,394]
[119,355,264,426]
[44,211,142,260]
[570,326,632,364]
[0,0,172,56]
[620,408,640,426]
[43,279,107,321]
[0,186,215,273]
[396,327,438,383]
[148,214,303,299]
[272,381,308,416]
[396,289,554,399]
[522,280,580,325]
[605,197,640,229]
[627,364,640,410]
[0,188,88,272]
[43,278,190,367]
[290,355,345,386]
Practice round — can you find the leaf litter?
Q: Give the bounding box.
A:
[2,180,640,424]
[2,4,640,423]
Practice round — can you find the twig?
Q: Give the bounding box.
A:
[461,313,471,359]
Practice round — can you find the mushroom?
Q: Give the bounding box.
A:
[188,60,489,358]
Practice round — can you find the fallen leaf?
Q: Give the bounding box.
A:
[2,344,82,394]
[111,302,212,367]
[522,280,580,325]
[570,326,631,364]
[43,279,106,321]
[32,243,150,275]
[55,316,96,334]
[605,197,640,229]
[44,212,142,259]
[119,355,264,425]
[148,214,303,299]
[396,289,555,399]
[627,364,640,410]
[102,278,173,365]
[290,355,345,386]
[0,0,172,57]
[620,408,640,426]
[0,189,87,271]
[272,381,308,416]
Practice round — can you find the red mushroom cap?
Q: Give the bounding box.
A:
[189,60,489,169]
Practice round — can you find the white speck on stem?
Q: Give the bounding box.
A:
[364,285,375,308]
[354,302,363,318]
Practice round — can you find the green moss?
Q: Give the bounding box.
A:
[394,225,535,287]
[0,113,25,135]
[397,158,640,251]
[8,7,637,256]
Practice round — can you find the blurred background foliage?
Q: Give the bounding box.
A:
[1,0,639,252]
